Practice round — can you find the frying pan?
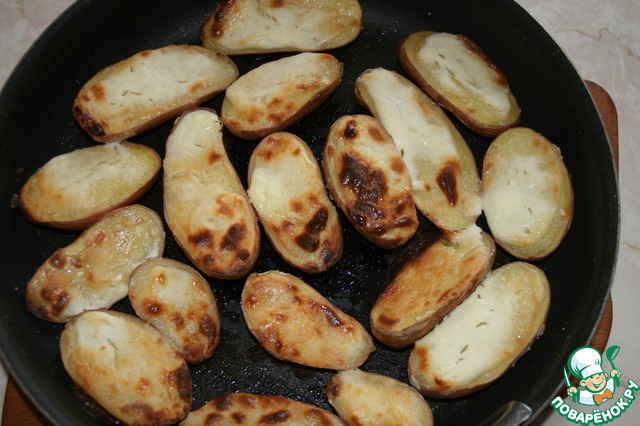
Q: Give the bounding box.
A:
[0,0,619,424]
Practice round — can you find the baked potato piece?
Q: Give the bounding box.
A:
[129,257,220,365]
[247,132,343,273]
[323,115,418,249]
[241,270,374,370]
[222,52,343,139]
[482,127,573,260]
[164,108,260,280]
[355,68,482,232]
[180,393,345,425]
[327,370,433,426]
[18,141,161,230]
[408,262,551,398]
[370,225,495,349]
[399,31,520,137]
[25,204,165,323]
[73,45,238,143]
[60,310,192,425]
[200,0,362,55]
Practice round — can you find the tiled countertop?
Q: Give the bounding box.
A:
[1,1,638,424]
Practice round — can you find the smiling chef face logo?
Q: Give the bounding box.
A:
[550,345,639,425]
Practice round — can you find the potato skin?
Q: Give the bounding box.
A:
[129,257,221,365]
[247,132,343,273]
[25,204,165,323]
[323,115,418,249]
[241,270,374,370]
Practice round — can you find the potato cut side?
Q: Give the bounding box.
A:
[19,141,161,230]
[399,31,520,137]
[355,68,482,231]
[241,270,374,370]
[370,225,495,349]
[73,45,238,142]
[482,127,573,260]
[222,52,343,139]
[247,132,343,273]
[200,0,362,55]
[163,108,260,280]
[323,115,418,249]
[60,310,191,425]
[25,204,165,323]
[327,369,433,426]
[180,393,345,426]
[409,262,551,398]
[129,258,221,365]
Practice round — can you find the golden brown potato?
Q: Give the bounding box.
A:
[73,45,238,142]
[399,31,520,137]
[408,262,551,398]
[18,142,161,230]
[129,257,220,365]
[370,225,495,349]
[241,270,374,370]
[60,310,192,425]
[482,127,574,260]
[200,0,362,55]
[163,108,260,280]
[25,204,165,323]
[323,115,418,249]
[355,68,482,232]
[221,52,343,139]
[247,132,343,273]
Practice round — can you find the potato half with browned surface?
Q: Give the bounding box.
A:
[73,45,238,143]
[370,225,495,349]
[200,0,362,55]
[355,68,482,232]
[221,53,343,139]
[60,310,192,425]
[323,115,418,249]
[129,258,220,365]
[241,270,374,370]
[327,369,433,426]
[25,204,165,323]
[180,393,345,425]
[164,108,260,280]
[399,31,520,138]
[19,142,161,230]
[482,127,573,260]
[408,262,551,398]
[247,132,343,273]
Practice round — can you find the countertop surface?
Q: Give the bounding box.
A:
[1,1,638,425]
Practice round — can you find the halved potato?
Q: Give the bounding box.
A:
[129,257,221,365]
[19,141,161,230]
[482,127,573,260]
[247,132,343,273]
[73,45,238,143]
[370,225,495,349]
[60,310,192,425]
[408,262,551,398]
[241,270,374,370]
[399,31,520,137]
[25,204,165,323]
[164,108,260,280]
[327,369,433,426]
[222,52,343,139]
[355,68,482,231]
[200,0,362,55]
[323,115,418,249]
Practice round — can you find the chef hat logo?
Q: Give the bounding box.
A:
[568,346,604,380]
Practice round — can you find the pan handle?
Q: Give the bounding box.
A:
[478,401,533,426]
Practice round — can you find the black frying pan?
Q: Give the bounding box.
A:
[0,1,619,424]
